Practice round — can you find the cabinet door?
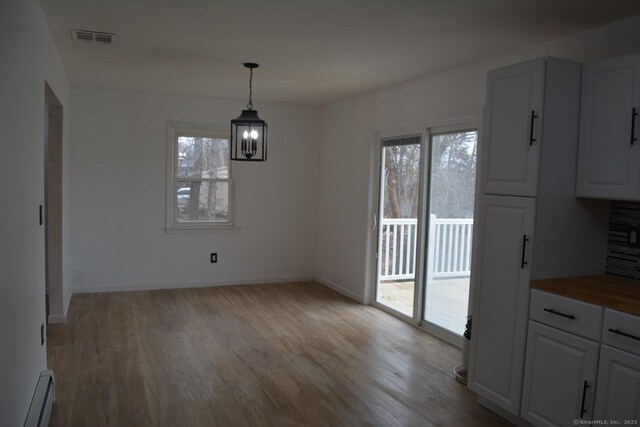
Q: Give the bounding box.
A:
[468,195,536,415]
[481,58,545,197]
[521,321,599,427]
[594,345,640,422]
[576,54,640,200]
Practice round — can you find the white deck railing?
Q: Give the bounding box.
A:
[379,215,473,282]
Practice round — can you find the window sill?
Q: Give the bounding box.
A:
[163,225,241,235]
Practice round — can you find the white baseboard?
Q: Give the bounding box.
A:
[315,275,365,303]
[48,288,73,324]
[63,288,72,313]
[47,313,66,324]
[71,276,315,294]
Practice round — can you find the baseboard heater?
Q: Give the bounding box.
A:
[24,370,55,427]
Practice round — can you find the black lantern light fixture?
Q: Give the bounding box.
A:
[231,63,267,161]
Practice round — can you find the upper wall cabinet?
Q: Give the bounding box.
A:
[481,59,545,197]
[576,54,640,200]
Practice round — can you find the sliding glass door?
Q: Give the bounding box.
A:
[374,127,478,342]
[423,130,478,337]
[375,136,422,317]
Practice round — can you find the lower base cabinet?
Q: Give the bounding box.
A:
[594,344,640,422]
[521,293,640,426]
[521,321,599,427]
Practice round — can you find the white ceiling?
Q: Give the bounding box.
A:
[40,0,640,106]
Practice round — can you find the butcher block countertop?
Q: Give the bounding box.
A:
[531,275,640,316]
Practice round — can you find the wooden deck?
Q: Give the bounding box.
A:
[47,282,507,426]
[378,278,470,335]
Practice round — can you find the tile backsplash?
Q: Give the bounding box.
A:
[607,201,640,279]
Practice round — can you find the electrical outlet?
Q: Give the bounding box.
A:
[40,323,44,345]
[210,253,217,263]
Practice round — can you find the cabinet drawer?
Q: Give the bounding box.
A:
[530,289,603,341]
[603,309,640,356]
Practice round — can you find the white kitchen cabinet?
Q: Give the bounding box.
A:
[469,57,608,418]
[576,53,640,200]
[481,58,545,197]
[522,291,640,425]
[595,309,640,421]
[468,195,536,414]
[521,321,599,427]
[594,344,640,422]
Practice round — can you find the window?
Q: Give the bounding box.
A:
[165,122,236,233]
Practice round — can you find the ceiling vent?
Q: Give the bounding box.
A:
[70,29,117,46]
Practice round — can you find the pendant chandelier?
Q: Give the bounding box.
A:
[231,63,268,161]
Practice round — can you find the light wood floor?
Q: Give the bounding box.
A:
[47,282,510,427]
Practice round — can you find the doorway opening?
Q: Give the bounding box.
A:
[45,82,64,323]
[373,126,478,344]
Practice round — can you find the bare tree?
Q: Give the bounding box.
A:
[430,132,477,218]
[180,137,229,220]
[382,131,477,220]
[384,143,421,219]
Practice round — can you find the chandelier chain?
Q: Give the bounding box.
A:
[247,68,254,110]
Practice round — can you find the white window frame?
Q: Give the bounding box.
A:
[164,121,239,234]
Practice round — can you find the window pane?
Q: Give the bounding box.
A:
[177,136,229,178]
[176,180,229,223]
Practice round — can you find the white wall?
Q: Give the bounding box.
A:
[0,0,71,425]
[45,22,73,323]
[70,88,319,292]
[315,16,640,302]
